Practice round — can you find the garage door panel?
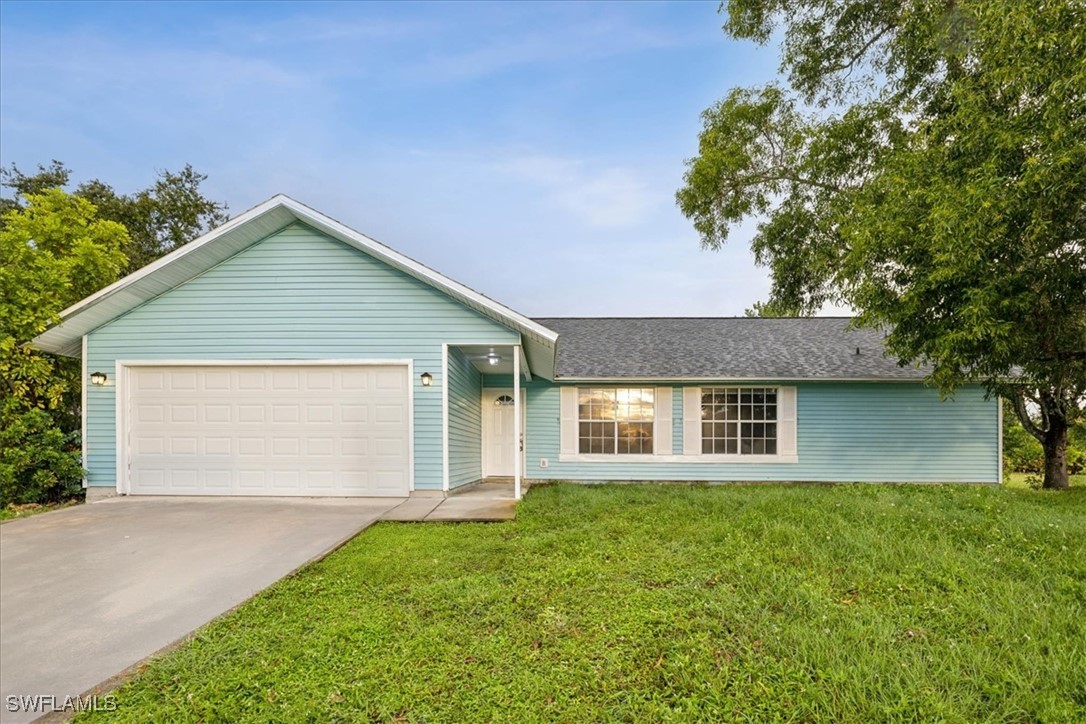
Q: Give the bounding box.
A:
[169,405,197,423]
[204,437,231,455]
[170,437,198,456]
[239,470,266,488]
[271,405,300,424]
[203,371,232,390]
[375,404,404,425]
[271,370,300,389]
[169,469,198,488]
[237,371,264,390]
[135,404,164,423]
[306,372,334,390]
[341,371,370,390]
[305,404,334,423]
[170,372,198,391]
[306,437,335,456]
[204,405,232,424]
[127,365,410,497]
[204,470,232,488]
[134,371,165,391]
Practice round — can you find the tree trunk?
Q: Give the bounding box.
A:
[1011,388,1073,491]
[1041,415,1070,490]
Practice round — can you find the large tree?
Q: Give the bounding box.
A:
[677,0,1086,488]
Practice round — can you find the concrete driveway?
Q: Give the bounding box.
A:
[0,496,403,723]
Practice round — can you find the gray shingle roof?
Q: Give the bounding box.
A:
[532,317,929,380]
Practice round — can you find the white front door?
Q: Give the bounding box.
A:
[483,388,522,477]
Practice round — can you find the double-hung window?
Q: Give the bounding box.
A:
[701,387,778,455]
[578,388,654,454]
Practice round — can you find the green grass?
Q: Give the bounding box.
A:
[84,484,1086,722]
[1003,471,1086,489]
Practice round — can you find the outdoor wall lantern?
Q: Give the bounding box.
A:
[90,371,108,386]
[420,372,433,387]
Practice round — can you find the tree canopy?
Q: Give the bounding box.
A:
[678,0,1086,488]
[0,190,129,413]
[1,161,229,274]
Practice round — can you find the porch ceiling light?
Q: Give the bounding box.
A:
[420,372,433,387]
[486,353,501,366]
[90,371,108,386]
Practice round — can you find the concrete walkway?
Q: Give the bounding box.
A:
[382,481,520,522]
[0,496,402,724]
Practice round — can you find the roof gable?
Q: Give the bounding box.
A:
[33,195,558,377]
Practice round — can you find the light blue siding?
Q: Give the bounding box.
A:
[522,380,999,483]
[84,222,518,490]
[447,346,483,489]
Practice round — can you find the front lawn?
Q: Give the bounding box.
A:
[85,484,1085,722]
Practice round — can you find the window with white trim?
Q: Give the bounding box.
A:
[578,388,654,454]
[701,387,778,455]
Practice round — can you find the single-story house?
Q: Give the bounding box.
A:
[32,195,1001,501]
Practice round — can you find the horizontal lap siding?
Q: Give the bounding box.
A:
[447,346,483,489]
[523,380,998,483]
[85,223,518,491]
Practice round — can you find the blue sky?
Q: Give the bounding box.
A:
[0,0,784,316]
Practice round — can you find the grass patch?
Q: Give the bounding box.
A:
[0,499,80,523]
[1004,472,1086,489]
[84,484,1086,722]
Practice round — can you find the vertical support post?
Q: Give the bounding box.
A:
[81,335,88,489]
[513,344,522,500]
[441,344,449,493]
[996,395,1003,485]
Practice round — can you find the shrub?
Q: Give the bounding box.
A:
[0,403,83,507]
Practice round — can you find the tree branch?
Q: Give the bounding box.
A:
[822,25,896,78]
[1012,389,1047,443]
[747,171,844,193]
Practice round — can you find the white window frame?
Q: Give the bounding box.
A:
[559,386,672,461]
[683,385,798,464]
[576,387,656,456]
[558,384,797,464]
[699,386,780,456]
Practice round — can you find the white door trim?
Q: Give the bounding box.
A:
[115,359,414,496]
[481,387,525,478]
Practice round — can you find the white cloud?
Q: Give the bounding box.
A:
[496,154,658,228]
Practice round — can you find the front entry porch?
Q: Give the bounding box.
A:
[443,343,527,499]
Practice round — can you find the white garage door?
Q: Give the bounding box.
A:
[125,364,410,497]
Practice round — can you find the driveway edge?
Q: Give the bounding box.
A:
[33,514,386,723]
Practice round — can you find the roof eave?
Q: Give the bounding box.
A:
[551,375,929,383]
